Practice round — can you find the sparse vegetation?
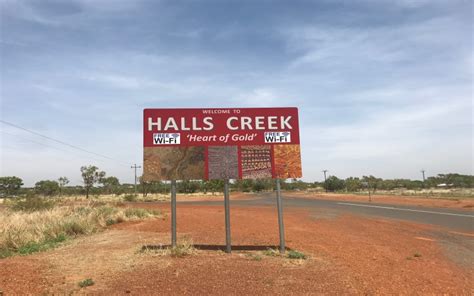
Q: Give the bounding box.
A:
[11,197,56,212]
[125,208,161,218]
[78,278,94,288]
[414,253,422,258]
[140,238,196,257]
[245,253,263,261]
[287,250,307,260]
[0,203,160,258]
[262,248,280,257]
[17,234,67,255]
[170,239,196,257]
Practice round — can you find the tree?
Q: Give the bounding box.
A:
[324,176,345,192]
[58,177,69,196]
[362,175,383,193]
[80,165,106,198]
[100,176,120,194]
[35,180,60,196]
[345,177,362,192]
[0,176,23,197]
[426,173,474,188]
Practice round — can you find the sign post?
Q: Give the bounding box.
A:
[275,179,285,253]
[224,179,231,253]
[143,107,302,253]
[171,180,177,247]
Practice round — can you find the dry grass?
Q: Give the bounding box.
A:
[0,202,161,258]
[52,194,170,204]
[140,237,196,257]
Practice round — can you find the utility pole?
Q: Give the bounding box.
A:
[131,164,141,194]
[322,170,328,192]
[421,169,426,189]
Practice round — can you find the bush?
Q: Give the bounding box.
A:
[62,220,88,236]
[78,278,94,288]
[11,197,56,212]
[123,194,137,202]
[287,250,307,259]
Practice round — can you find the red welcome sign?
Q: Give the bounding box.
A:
[143,108,300,146]
[143,107,302,181]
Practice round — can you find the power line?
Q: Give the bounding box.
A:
[1,130,110,164]
[0,119,130,166]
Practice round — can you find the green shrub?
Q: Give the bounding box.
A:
[78,278,94,288]
[17,234,67,255]
[0,248,13,258]
[106,218,117,226]
[123,194,137,202]
[287,250,307,259]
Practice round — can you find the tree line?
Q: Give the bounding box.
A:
[0,165,472,198]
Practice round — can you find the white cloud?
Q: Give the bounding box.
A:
[83,74,151,89]
[300,94,472,179]
[231,88,282,107]
[283,16,467,69]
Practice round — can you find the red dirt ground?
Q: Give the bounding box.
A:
[0,203,472,294]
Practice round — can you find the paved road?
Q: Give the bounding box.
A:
[178,194,474,231]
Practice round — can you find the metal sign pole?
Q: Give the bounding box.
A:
[224,179,231,253]
[171,180,177,248]
[276,178,285,253]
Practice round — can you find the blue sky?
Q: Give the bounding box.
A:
[0,0,472,186]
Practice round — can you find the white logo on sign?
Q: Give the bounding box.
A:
[264,132,291,143]
[153,133,181,145]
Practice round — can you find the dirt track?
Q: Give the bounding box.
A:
[1,198,472,295]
